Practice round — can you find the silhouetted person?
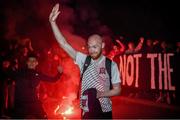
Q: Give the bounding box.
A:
[12,52,63,119]
[107,39,125,60]
[125,37,144,54]
[0,57,13,118]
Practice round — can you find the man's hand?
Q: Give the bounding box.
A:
[139,37,144,43]
[49,3,61,23]
[96,83,121,98]
[57,65,63,74]
[96,90,103,98]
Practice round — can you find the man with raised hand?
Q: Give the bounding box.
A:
[49,3,121,119]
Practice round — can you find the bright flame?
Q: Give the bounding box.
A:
[54,96,78,119]
[54,105,60,115]
[61,106,74,115]
[62,96,67,99]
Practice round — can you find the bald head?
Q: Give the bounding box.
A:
[87,34,105,60]
[88,34,103,44]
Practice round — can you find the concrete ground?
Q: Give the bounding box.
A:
[112,96,180,119]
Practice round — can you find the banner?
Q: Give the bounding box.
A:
[116,53,179,91]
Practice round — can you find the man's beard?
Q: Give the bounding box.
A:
[90,50,102,60]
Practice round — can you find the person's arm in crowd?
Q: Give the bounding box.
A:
[28,40,34,51]
[39,65,63,82]
[153,40,159,46]
[135,37,144,52]
[116,39,125,53]
[49,3,77,60]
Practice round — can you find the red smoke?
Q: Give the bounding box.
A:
[2,0,113,118]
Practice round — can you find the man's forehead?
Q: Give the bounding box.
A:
[88,38,102,45]
[87,40,101,47]
[88,34,102,42]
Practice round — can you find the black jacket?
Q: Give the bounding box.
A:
[12,68,61,118]
[82,88,103,119]
[13,68,61,103]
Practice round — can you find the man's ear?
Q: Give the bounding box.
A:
[102,42,105,49]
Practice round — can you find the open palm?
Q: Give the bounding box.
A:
[49,3,60,22]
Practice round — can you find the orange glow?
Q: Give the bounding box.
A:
[54,97,75,117]
[62,96,67,99]
[61,106,74,115]
[54,105,60,115]
[52,95,80,119]
[53,54,59,60]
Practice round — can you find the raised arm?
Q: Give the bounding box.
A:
[116,39,125,53]
[49,3,77,60]
[135,37,144,52]
[39,65,63,82]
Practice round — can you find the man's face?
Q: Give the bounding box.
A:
[27,57,38,69]
[87,35,104,60]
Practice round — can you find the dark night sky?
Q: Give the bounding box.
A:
[97,0,179,42]
[0,0,179,45]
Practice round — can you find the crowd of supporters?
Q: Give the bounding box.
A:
[0,35,179,118]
